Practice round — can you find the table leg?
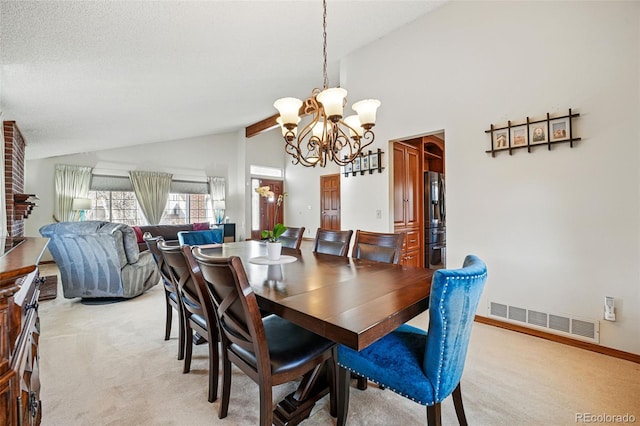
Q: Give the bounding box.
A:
[273,362,331,426]
[336,364,350,426]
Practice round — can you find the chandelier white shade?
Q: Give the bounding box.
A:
[273,98,303,125]
[273,0,381,168]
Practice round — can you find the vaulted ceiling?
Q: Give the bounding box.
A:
[0,1,445,160]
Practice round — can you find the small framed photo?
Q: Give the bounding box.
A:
[369,152,379,170]
[361,154,369,171]
[493,130,509,150]
[511,126,527,147]
[345,161,352,173]
[353,157,361,172]
[550,118,569,141]
[529,123,547,144]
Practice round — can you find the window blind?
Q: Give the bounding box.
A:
[91,175,208,194]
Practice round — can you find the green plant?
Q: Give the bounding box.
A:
[261,222,287,243]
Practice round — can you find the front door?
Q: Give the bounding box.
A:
[251,178,284,240]
[320,174,340,230]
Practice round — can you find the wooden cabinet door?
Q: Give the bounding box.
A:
[393,143,421,228]
[393,145,406,227]
[403,249,422,268]
[404,145,421,228]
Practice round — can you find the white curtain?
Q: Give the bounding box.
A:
[208,176,226,201]
[0,115,7,237]
[208,176,226,222]
[129,171,173,225]
[54,164,93,222]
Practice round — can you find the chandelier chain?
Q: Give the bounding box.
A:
[322,0,328,89]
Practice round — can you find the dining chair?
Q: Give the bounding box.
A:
[312,228,353,257]
[350,229,405,389]
[158,240,219,403]
[189,246,338,426]
[177,229,223,246]
[336,255,488,426]
[351,230,405,265]
[144,236,185,359]
[278,226,305,250]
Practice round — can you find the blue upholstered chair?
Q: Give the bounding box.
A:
[39,221,160,300]
[177,229,223,246]
[336,255,488,426]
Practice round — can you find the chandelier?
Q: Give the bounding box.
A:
[273,0,381,168]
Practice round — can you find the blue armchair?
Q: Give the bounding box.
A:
[40,221,160,300]
[337,255,488,425]
[177,229,223,246]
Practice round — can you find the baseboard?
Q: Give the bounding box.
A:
[475,315,640,364]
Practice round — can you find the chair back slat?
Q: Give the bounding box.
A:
[313,229,353,257]
[351,230,404,264]
[191,248,269,359]
[159,240,201,314]
[279,226,305,250]
[180,244,221,329]
[424,255,487,401]
[145,236,175,290]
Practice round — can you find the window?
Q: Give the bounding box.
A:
[250,165,283,178]
[161,193,211,225]
[187,193,211,223]
[87,191,212,225]
[87,191,143,225]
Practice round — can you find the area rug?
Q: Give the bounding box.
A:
[38,275,58,301]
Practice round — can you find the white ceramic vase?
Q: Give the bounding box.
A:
[266,241,282,261]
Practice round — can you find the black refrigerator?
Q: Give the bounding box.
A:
[425,171,446,269]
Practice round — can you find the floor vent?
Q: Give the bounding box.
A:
[488,301,599,343]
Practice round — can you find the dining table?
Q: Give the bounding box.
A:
[197,240,435,425]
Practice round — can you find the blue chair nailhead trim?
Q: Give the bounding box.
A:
[337,363,434,406]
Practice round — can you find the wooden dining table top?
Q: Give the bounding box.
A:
[198,240,434,351]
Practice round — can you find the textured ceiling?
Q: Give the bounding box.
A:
[0,1,444,160]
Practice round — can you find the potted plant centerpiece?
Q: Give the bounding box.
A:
[255,186,288,260]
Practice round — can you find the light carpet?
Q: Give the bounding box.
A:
[37,267,639,425]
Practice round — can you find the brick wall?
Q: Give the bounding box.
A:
[3,121,26,237]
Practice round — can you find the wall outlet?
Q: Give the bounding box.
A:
[376,209,382,219]
[604,296,616,321]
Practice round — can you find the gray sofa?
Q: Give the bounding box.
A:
[39,221,160,300]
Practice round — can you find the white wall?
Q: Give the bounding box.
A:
[334,0,640,354]
[284,150,341,239]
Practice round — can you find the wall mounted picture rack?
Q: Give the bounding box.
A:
[343,148,384,177]
[485,109,581,157]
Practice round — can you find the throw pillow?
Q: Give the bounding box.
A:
[193,222,210,231]
[132,226,144,243]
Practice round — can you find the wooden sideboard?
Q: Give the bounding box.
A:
[0,237,48,426]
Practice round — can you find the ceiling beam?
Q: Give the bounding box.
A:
[245,105,311,138]
[245,114,280,138]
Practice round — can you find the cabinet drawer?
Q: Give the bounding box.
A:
[404,229,421,252]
